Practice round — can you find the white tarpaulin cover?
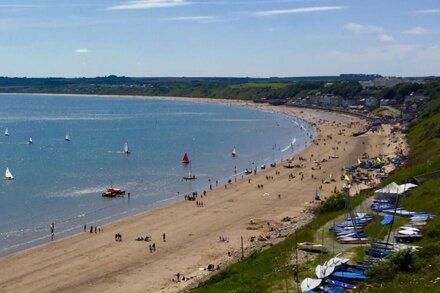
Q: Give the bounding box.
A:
[301,278,322,292]
[374,182,405,198]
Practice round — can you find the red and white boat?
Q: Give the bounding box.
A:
[102,187,126,197]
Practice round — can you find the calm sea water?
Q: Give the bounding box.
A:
[0,95,314,256]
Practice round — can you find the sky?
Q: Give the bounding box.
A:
[0,0,439,77]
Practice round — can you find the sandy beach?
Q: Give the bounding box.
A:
[0,97,402,292]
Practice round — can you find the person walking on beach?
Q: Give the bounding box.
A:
[163,233,166,242]
[50,223,54,240]
[84,224,86,232]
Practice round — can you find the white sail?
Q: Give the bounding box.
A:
[5,167,14,180]
[5,128,9,136]
[65,132,70,141]
[124,142,130,154]
[29,137,33,144]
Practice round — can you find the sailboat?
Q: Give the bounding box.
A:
[5,167,14,180]
[231,147,237,157]
[65,132,70,141]
[5,128,9,136]
[28,137,33,144]
[182,153,190,164]
[124,142,130,154]
[183,162,196,180]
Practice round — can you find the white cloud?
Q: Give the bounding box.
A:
[329,44,417,63]
[380,34,394,42]
[164,16,215,21]
[415,9,440,14]
[253,6,347,16]
[75,48,89,54]
[405,26,428,35]
[107,0,189,11]
[344,23,383,33]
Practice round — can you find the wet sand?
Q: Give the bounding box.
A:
[0,98,402,293]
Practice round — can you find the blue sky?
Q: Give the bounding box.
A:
[0,0,439,77]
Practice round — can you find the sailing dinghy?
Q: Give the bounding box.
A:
[231,148,237,157]
[5,168,14,180]
[183,163,196,180]
[4,128,9,136]
[28,137,33,144]
[65,132,70,141]
[124,142,130,154]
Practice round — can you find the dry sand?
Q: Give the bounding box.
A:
[0,98,402,293]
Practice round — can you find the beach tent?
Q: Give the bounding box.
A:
[374,182,406,199]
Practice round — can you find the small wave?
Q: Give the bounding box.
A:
[206,118,259,123]
[281,138,297,152]
[44,186,105,198]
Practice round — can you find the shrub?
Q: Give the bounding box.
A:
[319,193,346,213]
[417,244,440,260]
[388,249,420,272]
[366,261,395,282]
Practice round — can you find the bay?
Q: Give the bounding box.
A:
[0,94,313,255]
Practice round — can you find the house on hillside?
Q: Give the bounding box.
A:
[403,95,428,113]
[365,97,379,108]
[380,99,398,106]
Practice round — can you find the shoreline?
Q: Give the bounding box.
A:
[0,94,394,293]
[0,93,314,257]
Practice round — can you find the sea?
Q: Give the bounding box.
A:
[0,94,314,256]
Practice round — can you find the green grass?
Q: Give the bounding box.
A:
[364,215,408,242]
[371,107,399,117]
[358,254,440,292]
[406,113,440,165]
[230,82,290,89]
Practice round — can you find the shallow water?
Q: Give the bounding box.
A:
[0,95,314,255]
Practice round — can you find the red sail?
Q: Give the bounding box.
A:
[182,153,190,164]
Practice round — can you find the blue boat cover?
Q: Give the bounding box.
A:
[331,271,367,280]
[321,286,345,293]
[366,248,391,258]
[324,279,356,289]
[381,215,394,225]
